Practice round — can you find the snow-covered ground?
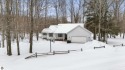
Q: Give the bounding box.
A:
[0,35,125,70]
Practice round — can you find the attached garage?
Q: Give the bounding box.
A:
[71,36,86,43]
[67,25,93,43]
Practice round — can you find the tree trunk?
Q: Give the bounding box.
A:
[54,0,59,24]
[0,0,5,48]
[29,0,34,53]
[94,27,96,40]
[16,34,20,55]
[44,0,48,27]
[123,30,125,39]
[70,0,74,23]
[6,0,12,56]
[2,29,5,48]
[98,0,102,41]
[16,0,20,55]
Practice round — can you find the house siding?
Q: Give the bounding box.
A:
[54,33,65,40]
[67,26,92,42]
[42,33,65,40]
[46,33,53,40]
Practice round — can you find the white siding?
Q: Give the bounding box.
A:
[42,33,47,39]
[47,33,54,40]
[42,35,47,39]
[54,33,65,40]
[71,36,86,43]
[43,33,65,40]
[67,26,92,42]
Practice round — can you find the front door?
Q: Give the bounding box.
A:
[65,34,67,40]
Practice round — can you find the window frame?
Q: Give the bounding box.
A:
[49,33,53,37]
[43,33,47,35]
[58,34,63,37]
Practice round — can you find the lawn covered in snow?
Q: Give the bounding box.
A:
[0,36,125,70]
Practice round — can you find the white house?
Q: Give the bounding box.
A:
[42,23,93,43]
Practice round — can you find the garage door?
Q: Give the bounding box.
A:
[71,36,86,43]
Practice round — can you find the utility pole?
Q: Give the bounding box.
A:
[50,40,52,52]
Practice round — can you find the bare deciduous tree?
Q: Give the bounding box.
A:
[6,0,12,56]
[29,0,34,53]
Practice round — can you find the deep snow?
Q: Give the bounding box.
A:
[0,35,125,70]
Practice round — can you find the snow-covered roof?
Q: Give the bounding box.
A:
[58,23,84,27]
[53,23,84,33]
[42,28,54,33]
[49,25,57,31]
[42,25,58,33]
[54,25,78,33]
[42,23,90,34]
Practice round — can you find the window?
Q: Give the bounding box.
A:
[58,34,63,37]
[43,33,47,35]
[49,33,53,37]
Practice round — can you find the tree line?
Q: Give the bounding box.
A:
[85,0,125,42]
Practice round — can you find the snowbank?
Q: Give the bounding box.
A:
[1,38,125,70]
